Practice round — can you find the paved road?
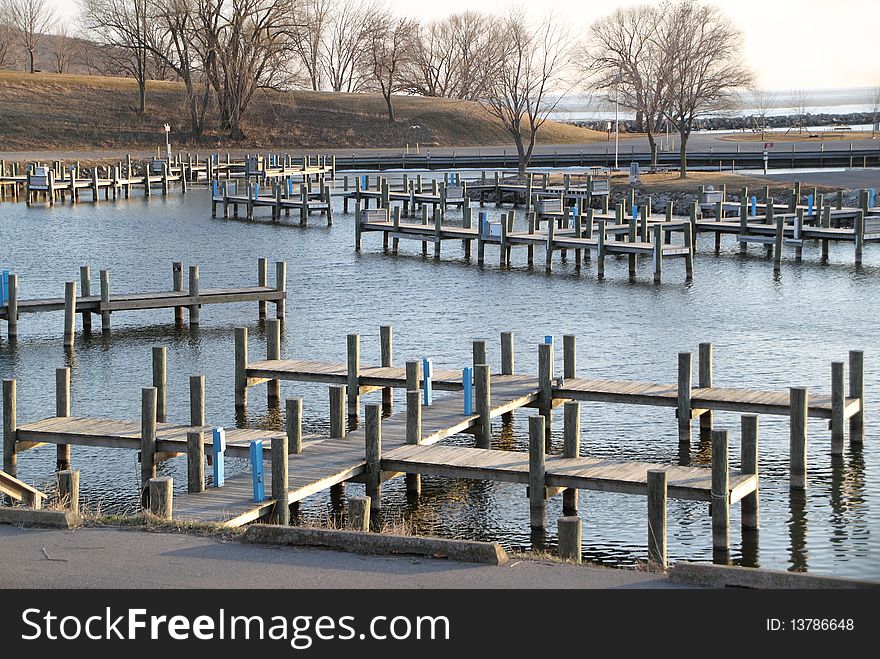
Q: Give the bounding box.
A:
[0,525,683,589]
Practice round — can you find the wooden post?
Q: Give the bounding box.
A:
[854,211,864,266]
[172,262,184,325]
[831,361,845,455]
[257,257,267,319]
[538,342,553,432]
[652,224,663,283]
[528,415,547,530]
[99,270,110,331]
[698,342,713,432]
[235,327,248,408]
[790,387,808,490]
[365,404,382,512]
[773,216,784,272]
[711,429,730,551]
[149,477,173,519]
[347,496,370,531]
[557,516,582,563]
[647,469,667,570]
[405,389,422,497]
[79,265,91,332]
[187,431,205,494]
[849,350,864,445]
[475,364,491,448]
[152,346,167,422]
[275,261,287,320]
[271,432,289,525]
[330,385,346,438]
[55,367,71,471]
[563,401,580,514]
[472,338,487,370]
[63,281,76,347]
[405,360,420,391]
[677,352,692,442]
[6,274,17,338]
[741,414,759,530]
[188,265,200,325]
[563,334,576,380]
[3,379,17,476]
[141,387,158,508]
[347,333,360,419]
[501,332,515,375]
[189,374,205,428]
[267,319,281,403]
[380,324,393,410]
[287,398,303,454]
[57,469,80,515]
[597,219,606,279]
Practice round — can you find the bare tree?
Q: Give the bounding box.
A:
[871,86,880,138]
[6,0,57,72]
[319,0,378,93]
[364,11,416,123]
[658,0,752,178]
[50,24,78,72]
[0,11,15,69]
[291,0,328,90]
[750,87,776,139]
[478,10,575,174]
[193,0,298,139]
[790,88,811,132]
[584,4,668,168]
[80,0,152,113]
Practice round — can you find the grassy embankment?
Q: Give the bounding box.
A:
[0,70,610,152]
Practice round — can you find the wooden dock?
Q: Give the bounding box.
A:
[0,259,286,343]
[212,179,333,224]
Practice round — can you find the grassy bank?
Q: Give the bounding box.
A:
[0,70,607,151]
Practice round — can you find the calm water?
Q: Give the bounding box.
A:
[1,185,878,578]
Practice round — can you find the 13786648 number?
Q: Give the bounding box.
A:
[790,619,854,631]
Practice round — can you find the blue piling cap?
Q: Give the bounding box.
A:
[544,335,553,345]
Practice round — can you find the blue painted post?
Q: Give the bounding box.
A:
[750,196,757,217]
[422,358,433,406]
[544,335,553,345]
[479,211,487,238]
[361,174,368,189]
[870,188,876,208]
[212,179,217,198]
[212,427,226,487]
[1,270,8,307]
[249,440,265,503]
[463,367,473,415]
[807,194,814,217]
[287,178,293,196]
[254,182,259,198]
[632,205,638,221]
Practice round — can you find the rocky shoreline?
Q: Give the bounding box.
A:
[572,111,879,133]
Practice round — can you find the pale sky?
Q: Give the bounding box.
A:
[49,0,879,89]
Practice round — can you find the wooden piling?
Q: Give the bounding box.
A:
[563,334,576,380]
[790,388,808,490]
[152,346,167,422]
[472,339,487,370]
[698,342,713,432]
[287,398,303,454]
[79,265,92,332]
[6,274,17,338]
[347,333,360,419]
[63,281,76,348]
[55,367,71,471]
[365,404,382,512]
[849,350,864,444]
[475,364,491,448]
[557,516,582,563]
[149,477,173,519]
[773,216,784,272]
[330,385,346,438]
[380,325,393,410]
[189,374,205,427]
[405,389,422,497]
[275,261,287,319]
[140,387,158,508]
[501,332,515,375]
[187,430,205,494]
[647,469,667,570]
[267,319,281,403]
[538,342,553,433]
[257,257,267,319]
[271,432,289,525]
[528,415,547,530]
[188,265,200,325]
[563,401,580,514]
[99,270,110,331]
[172,262,184,325]
[234,327,248,408]
[57,469,80,515]
[741,414,759,530]
[711,429,730,551]
[831,361,845,455]
[3,379,17,476]
[677,352,692,442]
[347,496,370,531]
[405,360,420,391]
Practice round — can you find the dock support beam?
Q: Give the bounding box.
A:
[380,325,393,411]
[563,401,580,514]
[57,469,80,515]
[849,350,864,444]
[406,389,422,497]
[80,265,91,332]
[563,334,576,380]
[711,429,730,554]
[528,415,547,530]
[257,258,267,319]
[347,496,370,531]
[538,342,553,433]
[789,388,808,490]
[287,398,303,454]
[188,266,200,325]
[475,364,491,448]
[99,270,110,331]
[55,367,71,471]
[267,319,281,403]
[557,516,582,563]
[698,342,713,432]
[677,352,692,442]
[187,431,205,494]
[647,469,667,570]
[271,431,289,526]
[149,477,173,520]
[3,379,16,477]
[347,333,360,420]
[63,281,76,348]
[234,327,248,408]
[501,332,514,375]
[275,261,287,320]
[173,262,184,325]
[140,387,158,509]
[365,404,382,513]
[831,361,845,455]
[741,414,759,530]
[152,346,167,422]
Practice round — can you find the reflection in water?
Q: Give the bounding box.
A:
[788,488,808,572]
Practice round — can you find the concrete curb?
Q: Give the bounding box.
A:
[0,507,80,529]
[242,525,508,565]
[670,561,879,589]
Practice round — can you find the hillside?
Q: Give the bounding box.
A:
[0,70,607,151]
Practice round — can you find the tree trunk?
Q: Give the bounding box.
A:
[647,132,658,169]
[678,131,689,179]
[138,79,146,115]
[385,94,395,123]
[28,49,35,73]
[512,132,527,175]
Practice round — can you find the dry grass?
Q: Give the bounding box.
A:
[718,131,878,143]
[0,70,607,151]
[615,170,837,195]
